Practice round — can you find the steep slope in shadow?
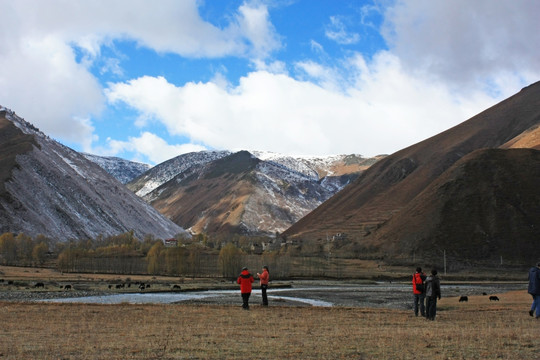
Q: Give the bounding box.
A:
[366,148,540,265]
[283,81,540,245]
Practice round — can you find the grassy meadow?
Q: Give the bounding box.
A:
[0,289,537,359]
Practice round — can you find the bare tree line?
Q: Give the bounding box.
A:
[1,231,352,279]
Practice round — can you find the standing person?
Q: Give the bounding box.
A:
[412,267,426,317]
[257,265,270,306]
[237,266,254,310]
[425,269,441,320]
[527,262,540,319]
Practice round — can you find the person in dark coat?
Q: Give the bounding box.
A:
[237,267,254,310]
[424,269,441,320]
[527,262,540,318]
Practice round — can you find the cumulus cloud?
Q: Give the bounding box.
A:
[0,34,103,144]
[381,0,540,95]
[236,2,281,59]
[103,132,206,164]
[0,0,279,150]
[105,52,497,157]
[1,0,538,164]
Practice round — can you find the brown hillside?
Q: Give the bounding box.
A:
[365,148,540,266]
[150,151,260,234]
[500,123,540,150]
[140,151,377,237]
[283,81,540,243]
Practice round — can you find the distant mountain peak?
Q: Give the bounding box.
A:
[82,153,151,184]
[127,149,379,236]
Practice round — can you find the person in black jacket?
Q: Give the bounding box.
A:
[424,269,441,320]
[528,262,540,318]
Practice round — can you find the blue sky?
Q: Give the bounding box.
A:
[1,0,539,165]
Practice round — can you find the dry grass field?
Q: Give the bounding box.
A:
[0,265,238,293]
[0,289,537,359]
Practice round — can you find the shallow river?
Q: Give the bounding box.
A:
[41,282,526,309]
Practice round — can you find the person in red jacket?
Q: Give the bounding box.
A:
[257,265,269,306]
[412,267,426,317]
[237,267,254,310]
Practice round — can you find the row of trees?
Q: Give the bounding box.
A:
[1,231,349,279]
[0,232,51,266]
[0,231,293,278]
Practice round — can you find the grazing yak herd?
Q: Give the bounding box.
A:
[105,282,182,291]
[458,294,500,302]
[34,281,181,291]
[28,280,182,292]
[0,279,182,292]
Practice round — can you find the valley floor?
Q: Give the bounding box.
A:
[0,289,537,359]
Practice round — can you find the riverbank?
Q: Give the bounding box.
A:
[0,265,527,308]
[1,281,527,310]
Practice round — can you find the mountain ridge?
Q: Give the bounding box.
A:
[128,150,380,236]
[82,153,151,184]
[282,81,540,264]
[0,106,186,241]
[373,148,540,264]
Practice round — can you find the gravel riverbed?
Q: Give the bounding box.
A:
[1,281,526,309]
[0,289,108,302]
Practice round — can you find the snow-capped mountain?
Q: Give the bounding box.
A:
[82,153,151,184]
[128,150,383,236]
[0,106,187,241]
[250,151,381,193]
[129,150,231,197]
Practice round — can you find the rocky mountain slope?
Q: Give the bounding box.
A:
[283,81,540,265]
[82,153,151,184]
[0,106,186,241]
[128,150,381,236]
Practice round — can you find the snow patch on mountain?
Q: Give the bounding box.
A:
[0,106,186,241]
[130,149,371,236]
[82,153,152,184]
[129,150,231,197]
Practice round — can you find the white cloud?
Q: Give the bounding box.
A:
[294,60,342,91]
[1,0,538,165]
[310,40,325,55]
[252,59,288,74]
[0,34,103,143]
[105,52,497,158]
[236,2,281,59]
[103,132,207,164]
[325,16,360,45]
[0,0,280,151]
[2,0,278,58]
[381,0,540,95]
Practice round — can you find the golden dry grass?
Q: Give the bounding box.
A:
[0,265,182,283]
[0,265,235,293]
[0,290,537,359]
